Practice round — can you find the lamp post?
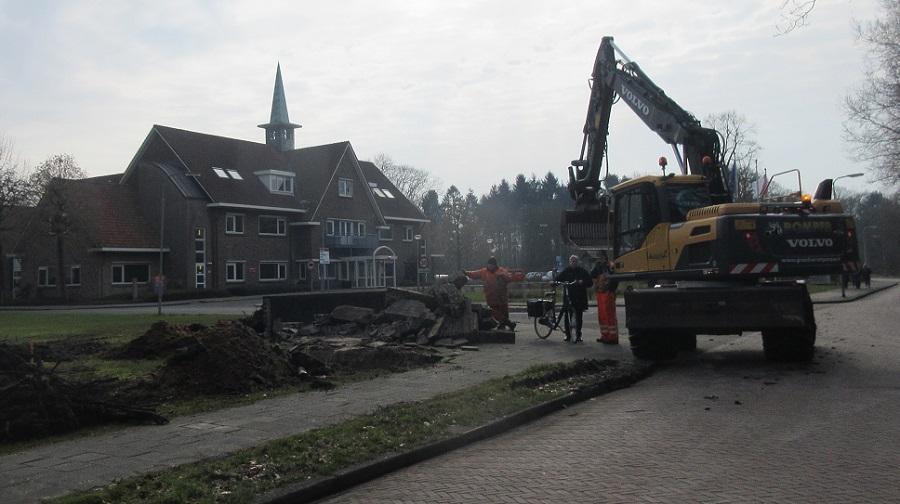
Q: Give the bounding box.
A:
[832,172,864,199]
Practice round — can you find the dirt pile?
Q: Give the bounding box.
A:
[146,321,298,395]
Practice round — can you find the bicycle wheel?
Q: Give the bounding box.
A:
[562,305,573,340]
[533,305,557,339]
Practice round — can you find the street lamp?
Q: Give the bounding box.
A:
[832,173,864,199]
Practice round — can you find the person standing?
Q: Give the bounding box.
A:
[591,252,619,344]
[465,257,525,330]
[555,255,592,343]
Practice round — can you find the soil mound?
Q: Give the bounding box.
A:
[157,321,297,395]
[112,321,200,359]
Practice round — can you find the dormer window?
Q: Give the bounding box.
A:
[254,170,295,195]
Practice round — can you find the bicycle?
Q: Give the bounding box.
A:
[529,281,577,340]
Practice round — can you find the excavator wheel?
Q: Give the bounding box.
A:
[629,330,677,361]
[762,291,817,362]
[675,332,697,352]
[762,327,815,362]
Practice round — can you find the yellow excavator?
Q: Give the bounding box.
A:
[562,36,861,361]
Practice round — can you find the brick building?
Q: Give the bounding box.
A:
[11,65,429,301]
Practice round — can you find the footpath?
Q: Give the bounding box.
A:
[0,280,894,503]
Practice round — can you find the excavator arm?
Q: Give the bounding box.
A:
[567,37,731,211]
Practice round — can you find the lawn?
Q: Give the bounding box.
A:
[0,312,239,345]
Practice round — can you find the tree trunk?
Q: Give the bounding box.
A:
[56,233,66,301]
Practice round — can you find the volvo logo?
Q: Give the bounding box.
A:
[787,238,834,248]
[619,84,650,116]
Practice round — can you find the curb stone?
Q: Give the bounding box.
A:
[813,282,896,304]
[255,361,654,504]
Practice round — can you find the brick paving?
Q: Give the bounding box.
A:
[321,285,900,503]
[0,281,892,503]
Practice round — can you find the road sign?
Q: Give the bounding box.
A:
[319,248,330,265]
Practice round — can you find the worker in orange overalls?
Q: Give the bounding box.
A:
[590,252,619,344]
[465,257,525,330]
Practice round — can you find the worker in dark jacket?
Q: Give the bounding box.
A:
[555,255,592,343]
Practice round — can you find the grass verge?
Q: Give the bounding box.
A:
[52,359,632,504]
[0,313,240,345]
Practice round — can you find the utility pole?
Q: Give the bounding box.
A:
[157,187,165,315]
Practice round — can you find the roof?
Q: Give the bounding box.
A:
[358,161,429,222]
[51,178,160,249]
[124,125,428,223]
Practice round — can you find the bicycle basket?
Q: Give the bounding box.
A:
[527,298,553,317]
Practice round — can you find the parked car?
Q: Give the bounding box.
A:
[525,271,544,282]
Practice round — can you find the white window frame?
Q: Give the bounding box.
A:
[213,167,229,178]
[338,261,350,281]
[225,213,245,234]
[338,178,353,198]
[259,262,288,282]
[67,265,81,286]
[270,174,294,195]
[258,215,287,236]
[38,266,55,287]
[112,263,150,285]
[226,261,245,283]
[378,225,393,241]
[403,226,414,242]
[326,219,335,236]
[225,169,243,180]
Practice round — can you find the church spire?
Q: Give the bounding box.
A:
[258,63,301,152]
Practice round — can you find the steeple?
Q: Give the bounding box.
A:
[258,63,301,152]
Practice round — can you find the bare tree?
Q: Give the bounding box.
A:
[29,154,84,300]
[26,153,86,205]
[776,0,818,35]
[844,0,900,186]
[371,153,440,208]
[705,111,762,201]
[0,137,30,303]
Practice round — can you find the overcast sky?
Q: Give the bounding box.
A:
[0,0,886,198]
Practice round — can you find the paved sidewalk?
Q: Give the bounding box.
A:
[2,280,893,503]
[0,334,632,503]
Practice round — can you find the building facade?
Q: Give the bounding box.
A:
[12,65,429,301]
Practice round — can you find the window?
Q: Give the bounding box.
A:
[338,178,353,198]
[358,222,366,236]
[381,188,395,198]
[270,175,293,194]
[38,266,56,287]
[226,261,245,282]
[67,265,81,286]
[213,167,229,178]
[665,184,711,223]
[378,226,393,241]
[338,261,350,281]
[12,257,22,285]
[226,169,243,180]
[226,214,244,234]
[404,226,414,242]
[259,216,286,236]
[614,184,660,256]
[112,264,150,285]
[259,262,287,281]
[326,219,335,236]
[297,261,308,280]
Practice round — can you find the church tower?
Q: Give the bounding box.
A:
[258,63,301,152]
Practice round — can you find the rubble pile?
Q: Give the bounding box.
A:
[273,273,511,351]
[0,343,166,443]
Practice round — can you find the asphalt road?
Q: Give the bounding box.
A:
[320,287,900,503]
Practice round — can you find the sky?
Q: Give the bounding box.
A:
[0,0,887,199]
